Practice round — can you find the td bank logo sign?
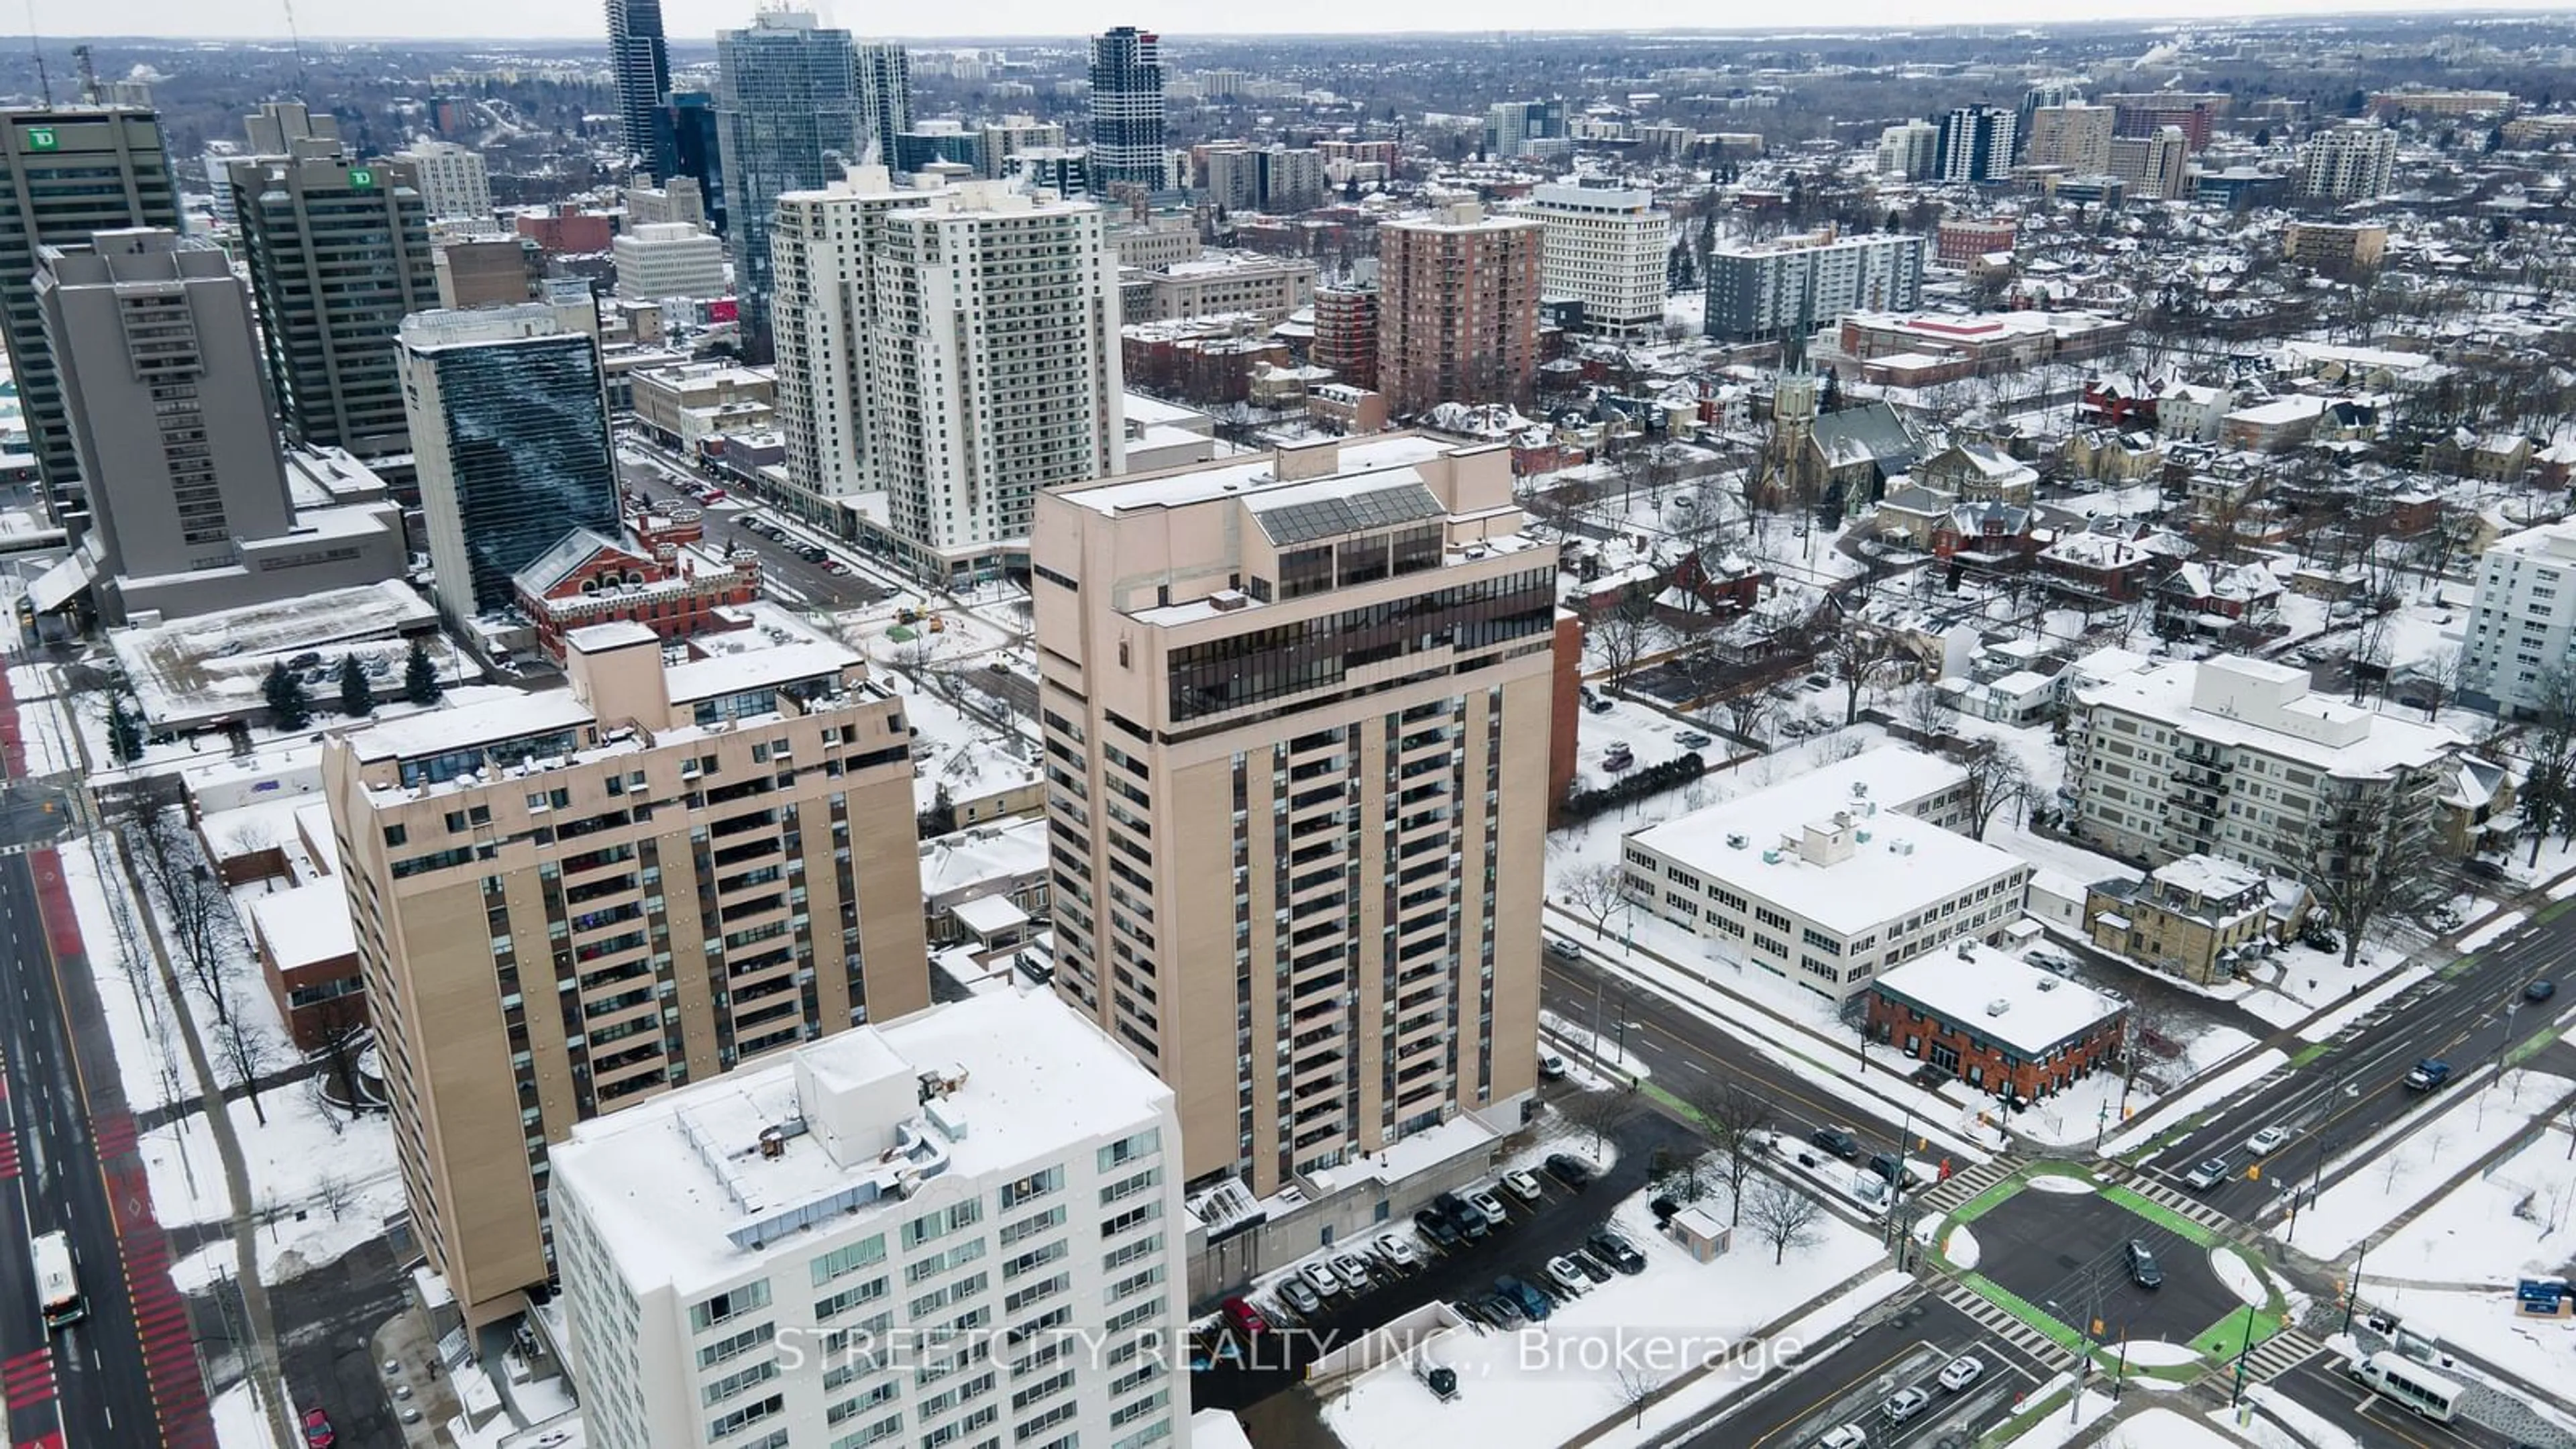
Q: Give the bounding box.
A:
[25,127,58,152]
[348,167,376,188]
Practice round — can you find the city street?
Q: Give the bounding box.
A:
[610,443,890,610]
[1678,1295,2050,1449]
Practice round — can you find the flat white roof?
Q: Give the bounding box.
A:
[1874,942,2123,1056]
[661,639,857,704]
[2074,658,2457,777]
[1627,747,2026,936]
[551,989,1173,1293]
[349,690,595,763]
[1062,433,1456,516]
[250,880,357,969]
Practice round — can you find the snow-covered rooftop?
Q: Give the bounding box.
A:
[1873,941,2125,1057]
[248,880,357,969]
[1625,746,2027,936]
[550,989,1174,1293]
[1061,433,1454,515]
[2074,655,2459,778]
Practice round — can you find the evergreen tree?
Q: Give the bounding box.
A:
[337,655,375,718]
[107,696,144,765]
[2253,126,2271,147]
[403,638,443,706]
[916,784,957,839]
[264,662,313,731]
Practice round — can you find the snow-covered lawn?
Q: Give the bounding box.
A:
[2104,1406,2252,1448]
[55,832,189,1113]
[2273,1071,2574,1258]
[1999,1381,2116,1449]
[151,1083,405,1291]
[2241,1384,2362,1449]
[2457,910,2528,953]
[2018,1026,2254,1148]
[1316,1181,1892,1449]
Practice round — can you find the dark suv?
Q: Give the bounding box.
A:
[2125,1240,2163,1289]
[1811,1126,1860,1159]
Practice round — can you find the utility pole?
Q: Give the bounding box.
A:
[2341,1240,2369,1336]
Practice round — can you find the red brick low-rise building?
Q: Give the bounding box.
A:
[1866,943,2129,1104]
[513,527,763,662]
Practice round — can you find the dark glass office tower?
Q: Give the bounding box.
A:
[1087,25,1165,192]
[606,0,670,169]
[396,306,620,622]
[714,10,859,359]
[651,92,726,234]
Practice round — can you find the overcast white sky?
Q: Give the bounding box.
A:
[32,0,2566,45]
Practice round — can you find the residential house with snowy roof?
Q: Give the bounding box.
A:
[2082,851,2290,984]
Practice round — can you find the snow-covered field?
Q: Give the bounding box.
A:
[2105,1407,2253,1448]
[2274,1071,2573,1258]
[1316,1181,1894,1449]
[150,1085,405,1291]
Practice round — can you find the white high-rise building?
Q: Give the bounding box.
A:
[2300,123,2399,201]
[2465,520,2576,716]
[612,221,729,302]
[1874,120,1939,180]
[1519,180,1669,339]
[393,141,494,227]
[770,173,1123,580]
[769,166,938,525]
[553,989,1192,1449]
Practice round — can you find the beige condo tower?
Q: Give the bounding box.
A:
[1032,433,1556,1197]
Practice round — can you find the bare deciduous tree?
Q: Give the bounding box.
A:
[1721,686,1776,747]
[1613,1368,1658,1429]
[1743,1178,1825,1265]
[1684,1078,1776,1227]
[1561,860,1633,941]
[1591,596,1656,692]
[1903,684,1952,741]
[314,1171,356,1222]
[1824,626,1894,727]
[1956,742,2033,843]
[2308,767,2445,972]
[214,989,282,1125]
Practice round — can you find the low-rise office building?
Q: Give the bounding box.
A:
[1865,943,2127,1103]
[1619,747,2034,1002]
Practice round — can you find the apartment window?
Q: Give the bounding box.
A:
[689,1280,772,1333]
[812,1236,888,1287]
[997,1167,1063,1212]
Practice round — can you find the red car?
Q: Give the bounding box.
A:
[302,1407,335,1448]
[1219,1296,1268,1336]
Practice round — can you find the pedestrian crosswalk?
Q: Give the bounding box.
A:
[1,1348,54,1411]
[2096,1162,2238,1236]
[1914,1154,2020,1216]
[0,1127,17,1183]
[2237,1326,2326,1383]
[1929,1276,2068,1362]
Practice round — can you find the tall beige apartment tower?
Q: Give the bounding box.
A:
[322,623,931,1326]
[1032,434,1557,1197]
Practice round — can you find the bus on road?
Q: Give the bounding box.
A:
[33,1231,81,1331]
[2350,1351,2462,1422]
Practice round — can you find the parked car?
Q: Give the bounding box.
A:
[1503,1169,1544,1203]
[1539,1051,1568,1079]
[2529,979,2558,1003]
[1866,1152,1909,1187]
[301,1409,336,1449]
[1279,1277,1322,1317]
[1937,1355,1985,1392]
[1648,1195,1681,1224]
[1601,747,1635,772]
[1494,1275,1552,1322]
[1466,1187,1509,1226]
[2243,1125,2290,1157]
[1811,1126,1860,1159]
[1588,1230,1646,1275]
[1436,1191,1491,1241]
[1374,1233,1421,1270]
[1885,1386,1931,1422]
[1544,1153,1596,1189]
[1567,1248,1612,1283]
[2183,1157,2231,1191]
[1546,1256,1589,1293]
[1300,1261,1342,1297]
[1479,1292,1525,1330]
[1221,1297,1270,1335]
[1674,731,1712,750]
[1332,1254,1373,1294]
[2125,1240,2163,1289]
[1415,1209,1461,1249]
[1587,696,1615,714]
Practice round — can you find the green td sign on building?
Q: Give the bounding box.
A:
[25,128,58,152]
[348,167,375,189]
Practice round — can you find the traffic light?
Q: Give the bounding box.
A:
[2247,1163,2260,1181]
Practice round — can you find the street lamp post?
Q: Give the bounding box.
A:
[2341,1240,2370,1336]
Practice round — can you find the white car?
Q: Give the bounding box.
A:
[1299,1261,1342,1297]
[2183,1156,2231,1191]
[1466,1187,1508,1226]
[1938,1354,1985,1392]
[1817,1426,1868,1449]
[1503,1169,1544,1203]
[1885,1386,1931,1422]
[1545,1256,1587,1293]
[1373,1233,1419,1270]
[1331,1254,1373,1294]
[2243,1124,2291,1157]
